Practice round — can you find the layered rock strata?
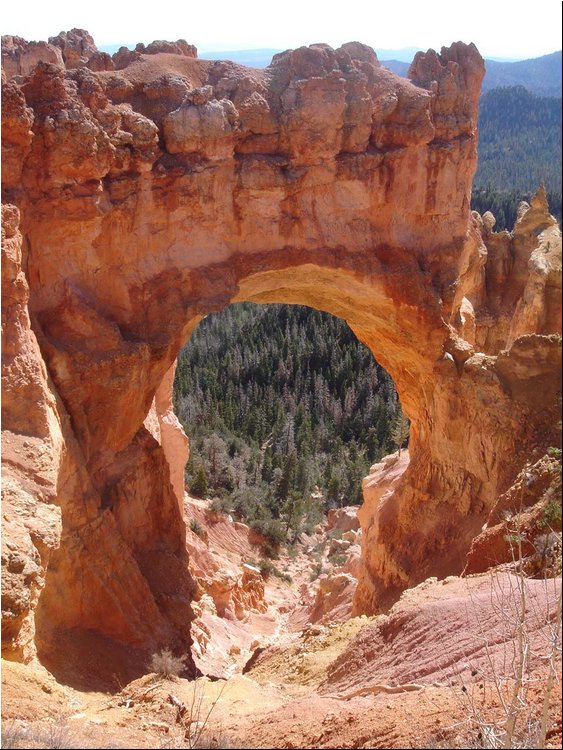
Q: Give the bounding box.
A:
[1,32,561,672]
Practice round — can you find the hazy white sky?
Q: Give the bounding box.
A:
[1,0,562,59]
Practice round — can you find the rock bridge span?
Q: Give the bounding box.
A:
[2,33,561,675]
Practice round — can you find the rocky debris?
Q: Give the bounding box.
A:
[308,573,357,624]
[183,497,281,677]
[341,529,359,544]
[1,30,561,678]
[325,507,360,534]
[354,451,409,614]
[328,538,351,555]
[342,547,363,578]
[464,452,562,575]
[202,568,267,620]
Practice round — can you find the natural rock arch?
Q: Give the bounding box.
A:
[1,33,561,676]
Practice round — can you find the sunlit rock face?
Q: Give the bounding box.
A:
[1,32,561,670]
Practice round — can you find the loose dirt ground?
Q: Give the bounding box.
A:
[2,501,561,749]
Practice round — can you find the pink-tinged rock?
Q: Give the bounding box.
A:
[48,28,114,71]
[1,35,64,79]
[326,507,360,534]
[1,33,561,678]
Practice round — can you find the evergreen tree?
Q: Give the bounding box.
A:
[390,407,410,457]
[175,303,407,537]
[190,465,208,499]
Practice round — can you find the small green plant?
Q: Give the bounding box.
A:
[328,552,347,567]
[327,528,344,541]
[309,561,324,581]
[258,559,292,583]
[189,518,205,538]
[538,500,562,528]
[164,678,228,750]
[0,714,75,749]
[263,541,280,560]
[148,649,188,679]
[504,531,526,545]
[248,516,286,550]
[286,543,299,559]
[547,446,562,460]
[209,496,231,514]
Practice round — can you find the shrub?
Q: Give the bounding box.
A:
[189,518,205,538]
[309,561,324,581]
[539,500,562,528]
[258,559,292,583]
[148,649,187,678]
[0,715,77,750]
[249,517,286,548]
[328,552,347,567]
[209,496,231,514]
[327,528,344,540]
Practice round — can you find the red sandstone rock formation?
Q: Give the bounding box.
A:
[1,31,561,675]
[1,36,64,79]
[1,204,62,661]
[48,29,114,72]
[143,361,189,511]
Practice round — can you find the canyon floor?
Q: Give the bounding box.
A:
[1,495,561,749]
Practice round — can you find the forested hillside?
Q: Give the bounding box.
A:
[471,85,562,229]
[474,86,561,193]
[175,304,406,542]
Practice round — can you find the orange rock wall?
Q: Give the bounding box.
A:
[1,33,561,668]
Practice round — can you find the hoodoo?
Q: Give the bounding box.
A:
[1,30,561,676]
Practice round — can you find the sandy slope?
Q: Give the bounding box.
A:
[1,500,561,749]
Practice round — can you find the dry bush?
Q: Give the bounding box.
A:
[443,530,562,749]
[160,679,230,750]
[149,649,188,679]
[0,714,89,749]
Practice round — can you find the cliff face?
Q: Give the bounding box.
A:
[1,32,561,672]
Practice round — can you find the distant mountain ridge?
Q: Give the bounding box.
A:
[198,48,282,67]
[481,51,562,96]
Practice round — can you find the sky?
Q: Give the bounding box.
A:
[1,0,562,60]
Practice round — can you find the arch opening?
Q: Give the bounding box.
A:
[29,253,490,687]
[164,298,413,676]
[175,301,407,537]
